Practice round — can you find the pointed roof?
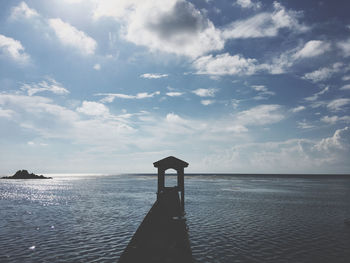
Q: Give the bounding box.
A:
[153,156,189,169]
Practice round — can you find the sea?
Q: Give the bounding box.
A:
[1,174,350,263]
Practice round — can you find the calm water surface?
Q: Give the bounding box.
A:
[1,174,350,262]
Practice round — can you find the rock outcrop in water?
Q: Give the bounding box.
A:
[1,170,52,179]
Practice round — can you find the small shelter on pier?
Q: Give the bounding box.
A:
[153,156,189,211]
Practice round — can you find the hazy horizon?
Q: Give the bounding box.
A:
[2,172,350,177]
[1,0,350,174]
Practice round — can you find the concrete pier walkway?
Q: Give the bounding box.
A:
[118,187,193,263]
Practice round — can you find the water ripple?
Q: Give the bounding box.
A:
[1,175,350,262]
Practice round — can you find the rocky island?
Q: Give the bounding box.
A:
[1,170,52,179]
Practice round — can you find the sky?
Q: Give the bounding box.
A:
[0,0,350,174]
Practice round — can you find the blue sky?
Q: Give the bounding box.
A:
[0,0,350,174]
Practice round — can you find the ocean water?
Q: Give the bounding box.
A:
[1,174,350,263]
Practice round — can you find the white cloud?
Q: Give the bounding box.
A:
[92,0,224,58]
[193,53,259,76]
[2,86,349,173]
[337,38,350,57]
[166,112,186,124]
[321,115,350,125]
[297,120,314,129]
[134,92,160,99]
[290,106,306,113]
[27,141,48,146]
[77,101,110,116]
[235,104,284,126]
[21,78,69,96]
[251,85,275,100]
[262,50,295,74]
[192,88,218,97]
[327,98,350,111]
[0,107,14,118]
[49,18,97,55]
[203,127,350,173]
[0,34,30,63]
[293,40,331,59]
[166,92,183,97]
[63,0,84,3]
[236,0,261,9]
[303,63,343,83]
[223,2,308,39]
[96,91,160,103]
[93,64,101,70]
[0,93,134,149]
[304,86,329,102]
[92,0,138,20]
[342,75,350,81]
[315,127,349,151]
[257,41,330,75]
[192,40,331,76]
[0,94,78,126]
[10,2,39,20]
[201,99,215,106]
[251,85,266,92]
[340,84,350,90]
[140,73,168,79]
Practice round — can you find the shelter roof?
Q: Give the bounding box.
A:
[153,156,189,169]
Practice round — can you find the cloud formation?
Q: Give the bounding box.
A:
[291,106,306,113]
[340,84,350,90]
[97,91,160,103]
[235,104,284,126]
[93,64,101,70]
[166,92,183,97]
[193,53,259,75]
[49,18,97,55]
[321,115,350,125]
[293,40,331,59]
[223,2,308,39]
[315,127,349,151]
[251,85,275,100]
[0,107,14,118]
[235,0,261,9]
[140,73,168,79]
[77,101,110,116]
[201,99,215,106]
[327,98,350,111]
[203,127,350,173]
[337,38,350,57]
[303,63,343,83]
[10,2,39,20]
[93,0,223,58]
[0,34,30,63]
[21,78,69,96]
[192,88,218,97]
[304,86,329,102]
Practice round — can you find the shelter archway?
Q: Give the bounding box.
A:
[153,156,189,211]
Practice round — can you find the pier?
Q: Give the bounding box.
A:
[118,156,193,263]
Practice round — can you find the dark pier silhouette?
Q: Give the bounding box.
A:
[118,156,193,263]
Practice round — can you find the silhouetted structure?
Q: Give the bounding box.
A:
[118,156,192,263]
[154,156,189,212]
[1,170,52,179]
